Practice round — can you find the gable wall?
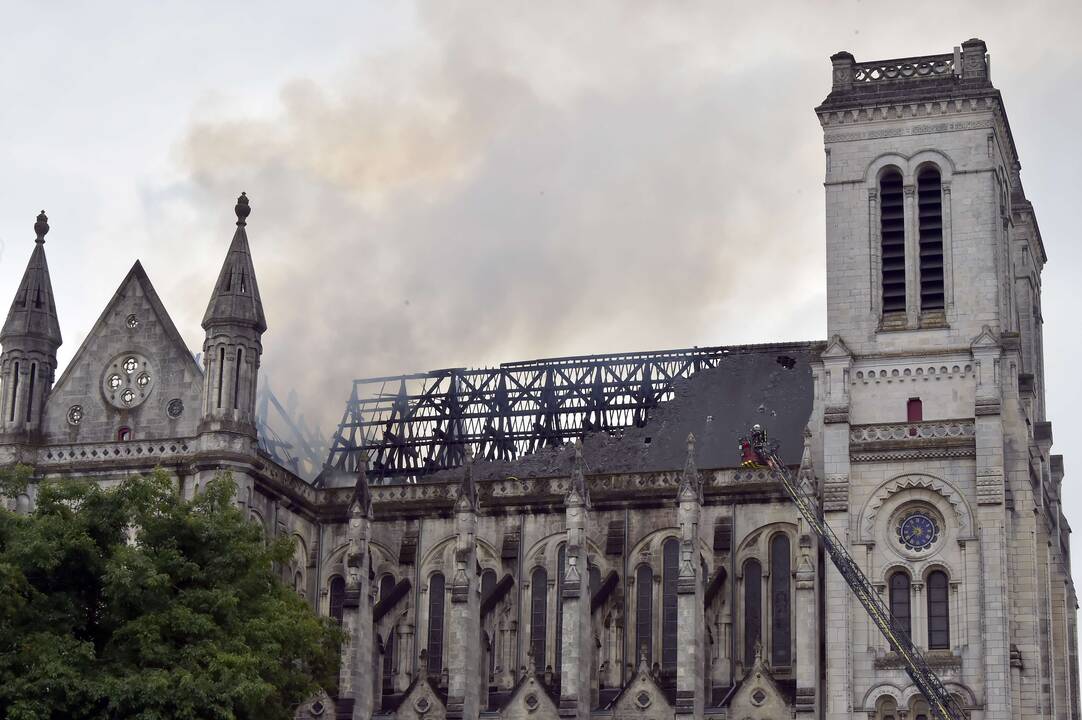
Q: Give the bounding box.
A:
[42,271,203,443]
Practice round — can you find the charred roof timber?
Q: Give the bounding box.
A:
[322,341,816,485]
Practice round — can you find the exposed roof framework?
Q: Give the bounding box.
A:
[323,343,810,483]
[255,381,327,480]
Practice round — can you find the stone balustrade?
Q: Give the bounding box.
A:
[850,420,975,445]
[39,438,195,466]
[852,53,956,83]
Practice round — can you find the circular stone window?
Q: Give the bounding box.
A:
[67,405,83,426]
[897,510,940,552]
[167,398,184,418]
[635,691,652,709]
[101,353,155,410]
[524,693,539,712]
[126,314,139,329]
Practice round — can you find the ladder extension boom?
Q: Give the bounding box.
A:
[744,425,967,720]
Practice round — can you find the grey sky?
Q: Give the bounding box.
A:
[2,0,1080,587]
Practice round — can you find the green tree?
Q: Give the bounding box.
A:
[0,468,341,720]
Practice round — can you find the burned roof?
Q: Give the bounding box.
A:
[321,341,819,488]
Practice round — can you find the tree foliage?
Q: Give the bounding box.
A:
[0,469,341,720]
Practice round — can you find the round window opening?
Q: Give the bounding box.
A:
[167,398,184,418]
[101,353,155,410]
[126,314,139,329]
[897,510,940,552]
[67,405,83,426]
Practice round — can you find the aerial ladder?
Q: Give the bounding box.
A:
[742,424,968,720]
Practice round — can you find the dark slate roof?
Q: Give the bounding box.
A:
[416,342,818,483]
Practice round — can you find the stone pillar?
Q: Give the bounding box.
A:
[675,434,704,717]
[447,458,481,720]
[829,51,855,93]
[903,183,919,326]
[820,335,853,720]
[559,444,592,720]
[338,470,376,720]
[961,38,989,82]
[971,331,1014,719]
[794,533,817,717]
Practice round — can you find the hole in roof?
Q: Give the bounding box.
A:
[776,355,796,369]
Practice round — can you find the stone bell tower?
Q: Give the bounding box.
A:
[815,39,1074,720]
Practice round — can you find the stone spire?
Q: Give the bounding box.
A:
[566,441,590,508]
[0,211,63,440]
[454,446,480,513]
[675,432,704,717]
[202,193,266,333]
[199,193,266,437]
[677,432,702,503]
[351,457,374,520]
[2,211,62,346]
[559,439,592,720]
[339,457,376,720]
[447,448,481,719]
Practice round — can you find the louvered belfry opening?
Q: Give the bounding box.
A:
[879,169,906,314]
[917,166,945,311]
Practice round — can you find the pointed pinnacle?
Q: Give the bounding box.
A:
[235,192,251,226]
[34,210,49,243]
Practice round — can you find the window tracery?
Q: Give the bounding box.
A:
[427,572,446,676]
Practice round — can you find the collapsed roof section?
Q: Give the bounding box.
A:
[320,341,820,487]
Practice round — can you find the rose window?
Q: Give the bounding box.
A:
[102,353,155,410]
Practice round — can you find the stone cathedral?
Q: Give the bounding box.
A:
[0,38,1077,720]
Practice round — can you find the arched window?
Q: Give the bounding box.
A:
[875,696,899,720]
[917,166,944,311]
[481,569,497,600]
[770,535,791,666]
[530,567,547,673]
[9,361,19,422]
[427,573,446,675]
[889,571,911,638]
[328,576,346,624]
[556,545,565,675]
[25,363,35,422]
[380,575,396,691]
[662,538,679,677]
[216,347,225,409]
[481,569,497,676]
[927,570,950,649]
[117,426,132,442]
[635,565,653,666]
[880,168,906,314]
[743,559,762,665]
[233,348,243,409]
